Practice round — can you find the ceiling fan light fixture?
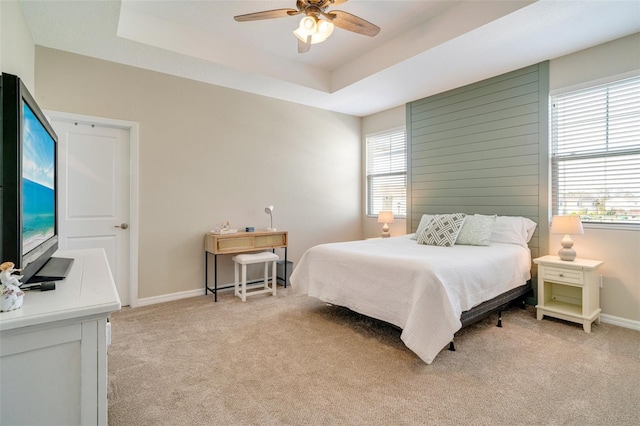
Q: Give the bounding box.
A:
[293,15,334,45]
[236,1,381,53]
[312,19,334,43]
[293,15,317,41]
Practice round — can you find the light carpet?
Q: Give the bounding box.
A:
[108,288,640,425]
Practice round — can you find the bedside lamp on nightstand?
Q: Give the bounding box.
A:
[377,211,394,238]
[551,215,584,261]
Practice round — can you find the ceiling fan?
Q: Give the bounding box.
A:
[234,0,381,53]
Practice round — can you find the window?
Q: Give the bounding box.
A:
[551,76,640,225]
[366,128,407,217]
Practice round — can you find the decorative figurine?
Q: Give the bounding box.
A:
[0,261,25,312]
[210,221,237,234]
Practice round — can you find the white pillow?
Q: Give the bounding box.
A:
[417,213,466,247]
[455,214,496,246]
[490,216,537,247]
[410,214,434,240]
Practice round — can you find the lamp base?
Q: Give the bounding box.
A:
[558,247,576,261]
[380,232,390,238]
[558,235,576,261]
[267,228,277,232]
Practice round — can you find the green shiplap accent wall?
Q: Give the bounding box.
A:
[406,62,549,259]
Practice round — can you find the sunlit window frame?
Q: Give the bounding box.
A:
[365,127,407,218]
[550,74,640,228]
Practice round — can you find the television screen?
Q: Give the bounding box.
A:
[2,72,72,284]
[22,102,56,255]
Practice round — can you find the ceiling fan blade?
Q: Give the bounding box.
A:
[234,9,299,22]
[329,10,380,37]
[298,37,311,54]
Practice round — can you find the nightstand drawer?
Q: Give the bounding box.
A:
[543,266,583,285]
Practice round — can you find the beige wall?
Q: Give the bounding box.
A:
[0,0,35,91]
[360,33,640,325]
[549,33,640,92]
[35,47,362,300]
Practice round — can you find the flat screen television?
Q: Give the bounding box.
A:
[1,73,72,284]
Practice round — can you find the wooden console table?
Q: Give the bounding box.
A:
[204,230,288,302]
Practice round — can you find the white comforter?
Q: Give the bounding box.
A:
[290,234,532,364]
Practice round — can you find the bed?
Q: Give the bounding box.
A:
[290,214,537,364]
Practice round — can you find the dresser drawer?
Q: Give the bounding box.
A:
[543,266,583,285]
[205,231,288,254]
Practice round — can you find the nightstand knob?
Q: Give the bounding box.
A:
[559,272,564,277]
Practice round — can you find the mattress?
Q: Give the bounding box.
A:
[290,234,532,364]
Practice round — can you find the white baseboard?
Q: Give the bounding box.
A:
[600,314,640,331]
[136,288,206,307]
[133,280,269,307]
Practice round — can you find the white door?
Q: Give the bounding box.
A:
[52,118,131,306]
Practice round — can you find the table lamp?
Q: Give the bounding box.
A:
[551,215,584,261]
[264,205,275,231]
[377,211,394,238]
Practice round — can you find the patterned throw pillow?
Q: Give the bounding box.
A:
[410,214,434,240]
[417,213,466,247]
[455,214,496,246]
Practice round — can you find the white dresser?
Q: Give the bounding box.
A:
[0,249,121,425]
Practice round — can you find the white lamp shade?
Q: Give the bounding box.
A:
[311,19,334,43]
[551,215,584,235]
[293,16,317,42]
[300,16,317,34]
[377,211,394,224]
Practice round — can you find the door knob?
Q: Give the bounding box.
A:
[115,223,129,230]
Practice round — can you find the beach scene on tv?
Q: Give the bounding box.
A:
[22,103,55,255]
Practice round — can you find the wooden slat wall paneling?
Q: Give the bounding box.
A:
[406,62,550,261]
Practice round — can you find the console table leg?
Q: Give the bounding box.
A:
[214,254,218,302]
[284,247,288,288]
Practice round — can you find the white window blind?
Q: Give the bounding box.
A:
[366,128,407,217]
[551,76,640,224]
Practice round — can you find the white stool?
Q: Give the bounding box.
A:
[232,251,279,302]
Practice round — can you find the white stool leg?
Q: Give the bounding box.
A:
[234,261,240,299]
[241,264,247,302]
[263,261,269,289]
[271,260,277,296]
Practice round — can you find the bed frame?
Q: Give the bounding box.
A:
[448,280,532,351]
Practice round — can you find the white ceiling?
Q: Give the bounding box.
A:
[20,0,640,117]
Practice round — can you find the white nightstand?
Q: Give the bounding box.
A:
[533,255,604,332]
